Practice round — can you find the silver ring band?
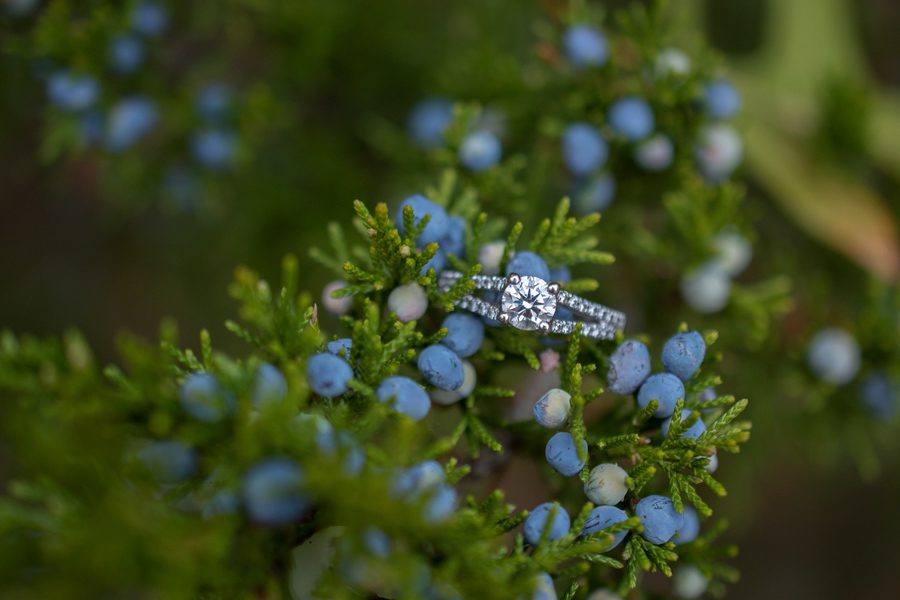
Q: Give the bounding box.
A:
[438,271,626,340]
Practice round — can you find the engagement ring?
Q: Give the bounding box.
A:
[437,271,626,340]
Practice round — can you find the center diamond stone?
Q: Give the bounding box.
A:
[501,275,557,331]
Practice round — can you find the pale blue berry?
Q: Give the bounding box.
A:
[635,495,683,544]
[338,432,365,475]
[673,506,700,545]
[633,134,674,171]
[655,48,692,78]
[192,128,237,170]
[549,266,571,283]
[808,328,860,385]
[545,431,588,476]
[662,409,706,440]
[106,96,158,151]
[387,282,428,322]
[530,572,557,600]
[703,79,741,120]
[306,353,353,397]
[109,34,145,74]
[607,339,651,395]
[711,229,752,276]
[396,194,449,246]
[478,240,505,275]
[573,173,616,214]
[138,440,196,483]
[506,251,550,280]
[242,457,309,525]
[180,373,234,422]
[408,97,453,148]
[563,123,607,176]
[202,490,239,518]
[695,124,742,183]
[662,331,706,381]
[563,25,608,68]
[393,460,445,497]
[440,312,485,358]
[376,376,431,421]
[253,363,288,408]
[608,97,654,141]
[582,505,629,549]
[430,360,477,405]
[523,501,570,545]
[583,463,628,505]
[459,130,502,172]
[681,261,731,313]
[424,484,458,523]
[418,344,464,391]
[131,1,168,37]
[673,565,708,599]
[533,388,571,429]
[326,337,352,358]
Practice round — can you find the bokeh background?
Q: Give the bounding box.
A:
[2,1,899,598]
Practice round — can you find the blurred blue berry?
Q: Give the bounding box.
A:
[424,484,458,523]
[662,409,706,440]
[417,344,464,391]
[860,372,896,420]
[393,460,445,497]
[524,501,570,545]
[407,97,453,148]
[563,25,608,69]
[807,328,860,385]
[440,312,485,358]
[180,373,234,422]
[562,123,607,176]
[253,363,288,408]
[608,97,654,141]
[681,261,732,313]
[703,79,741,120]
[195,82,232,122]
[607,339,651,395]
[202,490,239,518]
[637,373,684,418]
[633,134,674,171]
[396,194,449,246]
[549,265,571,283]
[673,506,700,545]
[582,505,629,549]
[338,432,365,475]
[362,527,391,558]
[662,331,706,381]
[441,216,467,258]
[459,130,501,172]
[545,431,587,476]
[5,0,40,16]
[695,124,743,183]
[109,34,145,74]
[531,572,557,600]
[106,96,158,151]
[506,251,550,280]
[131,1,168,37]
[326,337,352,358]
[78,110,104,145]
[46,71,99,112]
[138,440,196,483]
[306,353,353,397]
[192,128,237,170]
[573,173,616,214]
[376,376,431,421]
[635,495,683,544]
[242,458,309,525]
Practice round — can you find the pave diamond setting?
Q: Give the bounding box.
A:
[500,274,558,331]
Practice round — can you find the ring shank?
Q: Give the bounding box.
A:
[438,271,625,340]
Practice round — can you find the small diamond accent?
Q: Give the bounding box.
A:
[500,276,557,331]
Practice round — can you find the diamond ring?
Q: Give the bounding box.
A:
[437,271,626,340]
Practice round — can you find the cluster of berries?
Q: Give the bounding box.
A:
[557,24,743,216]
[407,97,504,172]
[520,331,714,598]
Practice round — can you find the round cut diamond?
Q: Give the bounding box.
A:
[501,275,557,331]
